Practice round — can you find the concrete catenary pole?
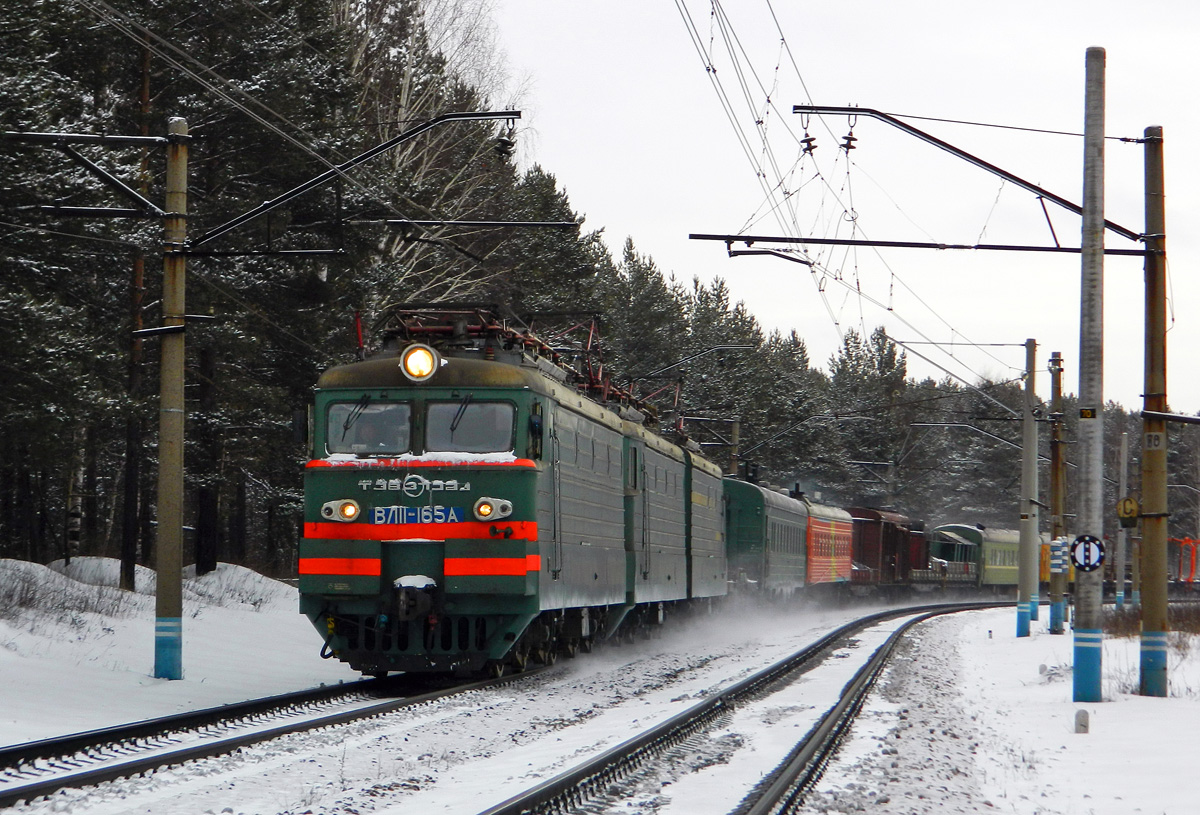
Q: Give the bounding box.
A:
[1115,432,1129,609]
[1018,339,1039,636]
[154,117,188,680]
[1048,351,1067,634]
[1140,124,1168,697]
[1074,47,1105,703]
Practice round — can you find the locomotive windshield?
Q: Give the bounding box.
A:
[326,402,411,456]
[426,400,514,453]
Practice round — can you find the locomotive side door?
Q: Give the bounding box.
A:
[623,436,646,586]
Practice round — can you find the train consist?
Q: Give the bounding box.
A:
[299,309,1020,677]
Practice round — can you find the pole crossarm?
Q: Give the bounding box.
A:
[191,110,521,249]
[690,233,1147,257]
[58,144,164,215]
[727,249,813,266]
[3,130,170,218]
[792,105,1143,244]
[2,131,168,147]
[1144,410,1200,426]
[349,219,579,230]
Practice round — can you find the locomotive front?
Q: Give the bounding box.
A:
[300,341,548,676]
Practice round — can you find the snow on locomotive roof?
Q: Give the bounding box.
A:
[318,451,520,465]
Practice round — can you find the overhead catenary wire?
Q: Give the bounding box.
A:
[675,1,1046,389]
[71,0,508,258]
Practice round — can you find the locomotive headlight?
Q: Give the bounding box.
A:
[321,499,361,522]
[473,497,513,521]
[400,343,440,382]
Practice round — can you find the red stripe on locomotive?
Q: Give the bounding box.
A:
[444,554,541,576]
[303,520,538,541]
[298,557,382,576]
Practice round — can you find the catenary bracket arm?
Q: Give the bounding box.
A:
[192,110,520,249]
[793,105,1142,243]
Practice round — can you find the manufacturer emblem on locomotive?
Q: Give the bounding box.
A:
[402,475,429,497]
[358,476,471,495]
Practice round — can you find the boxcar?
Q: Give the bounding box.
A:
[846,508,927,588]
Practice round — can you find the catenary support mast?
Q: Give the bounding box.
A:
[154,117,188,680]
[1140,124,1168,697]
[1074,47,1106,703]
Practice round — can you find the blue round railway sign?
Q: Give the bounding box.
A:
[1071,535,1105,572]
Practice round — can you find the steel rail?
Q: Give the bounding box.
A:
[477,602,1004,815]
[737,607,959,815]
[0,677,385,774]
[0,669,546,809]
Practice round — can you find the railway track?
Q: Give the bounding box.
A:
[0,670,544,809]
[478,601,1004,815]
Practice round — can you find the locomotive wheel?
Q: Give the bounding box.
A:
[487,660,507,679]
[564,640,579,659]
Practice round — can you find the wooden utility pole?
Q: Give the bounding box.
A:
[154,117,188,680]
[1115,431,1130,609]
[1017,338,1039,636]
[1048,351,1067,634]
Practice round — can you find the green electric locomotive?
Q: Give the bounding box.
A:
[299,310,726,676]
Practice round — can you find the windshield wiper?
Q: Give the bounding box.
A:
[449,394,473,434]
[340,394,372,441]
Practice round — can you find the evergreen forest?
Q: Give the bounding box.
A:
[2,0,1198,580]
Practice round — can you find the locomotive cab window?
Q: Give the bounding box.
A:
[425,400,514,453]
[326,402,411,456]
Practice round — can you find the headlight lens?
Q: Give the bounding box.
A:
[400,343,439,382]
[473,497,513,521]
[321,499,361,522]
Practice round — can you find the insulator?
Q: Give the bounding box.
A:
[841,132,857,151]
[801,134,817,154]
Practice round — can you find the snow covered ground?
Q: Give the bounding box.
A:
[1,558,1197,814]
[800,611,1200,815]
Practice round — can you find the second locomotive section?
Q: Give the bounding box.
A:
[300,337,727,677]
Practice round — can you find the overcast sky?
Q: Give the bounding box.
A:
[493,0,1200,419]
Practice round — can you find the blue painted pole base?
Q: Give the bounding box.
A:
[1049,601,1064,634]
[1140,631,1168,697]
[1030,592,1039,621]
[1016,604,1030,638]
[1115,591,1125,610]
[1073,628,1103,702]
[154,617,183,680]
